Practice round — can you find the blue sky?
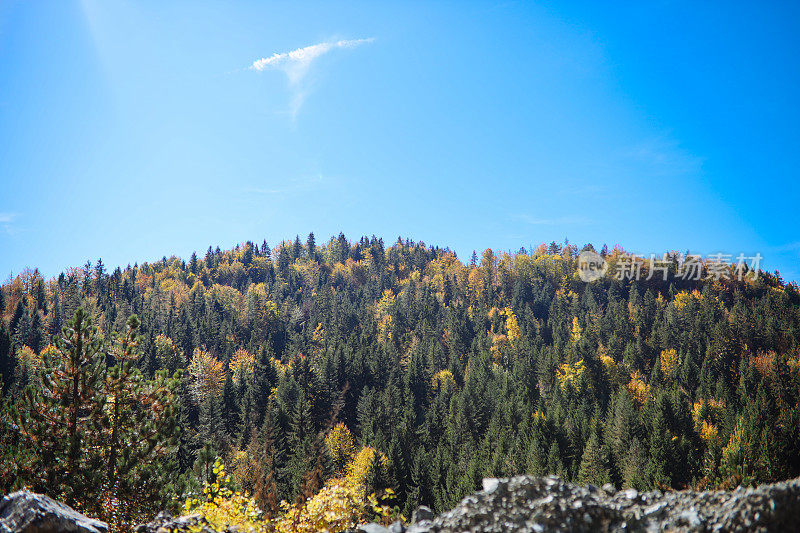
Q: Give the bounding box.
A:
[1,1,798,281]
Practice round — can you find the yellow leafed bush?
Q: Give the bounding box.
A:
[274,446,390,533]
[184,458,266,532]
[18,345,43,371]
[504,307,520,347]
[700,420,719,443]
[673,289,703,310]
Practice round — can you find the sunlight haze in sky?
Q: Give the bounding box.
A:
[1,1,798,280]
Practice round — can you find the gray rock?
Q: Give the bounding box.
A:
[0,490,108,533]
[481,478,500,493]
[411,505,434,523]
[358,524,391,533]
[405,475,800,532]
[623,488,639,500]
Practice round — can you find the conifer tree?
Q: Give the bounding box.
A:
[101,314,180,528]
[12,309,106,509]
[0,320,13,392]
[287,389,316,500]
[577,431,611,486]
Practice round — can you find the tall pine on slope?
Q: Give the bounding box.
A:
[12,309,106,510]
[102,314,180,528]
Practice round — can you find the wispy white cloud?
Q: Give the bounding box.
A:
[0,213,17,235]
[249,38,374,117]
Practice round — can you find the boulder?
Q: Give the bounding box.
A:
[404,475,800,533]
[0,490,108,533]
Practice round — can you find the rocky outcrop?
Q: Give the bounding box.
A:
[0,490,108,533]
[401,475,800,533]
[8,475,797,533]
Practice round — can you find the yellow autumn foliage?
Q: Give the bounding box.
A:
[571,317,582,343]
[504,307,520,348]
[18,345,43,372]
[700,420,719,443]
[274,446,389,533]
[432,369,456,391]
[376,290,395,346]
[184,446,392,533]
[556,359,586,392]
[691,398,725,427]
[660,348,679,376]
[312,323,325,345]
[188,347,226,403]
[598,351,628,387]
[673,289,703,310]
[229,348,255,385]
[627,371,649,406]
[489,307,520,365]
[691,398,726,443]
[467,267,484,302]
[490,333,509,365]
[325,423,357,475]
[184,458,265,532]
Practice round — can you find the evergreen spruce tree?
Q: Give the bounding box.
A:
[287,389,316,500]
[102,315,180,528]
[0,320,13,393]
[577,431,612,486]
[306,232,317,262]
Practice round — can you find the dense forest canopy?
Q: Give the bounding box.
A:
[2,234,800,530]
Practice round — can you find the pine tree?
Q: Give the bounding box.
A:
[221,373,239,438]
[546,441,566,478]
[0,320,13,393]
[306,232,317,262]
[12,309,106,509]
[577,431,611,486]
[291,235,303,262]
[287,390,316,500]
[246,412,281,516]
[102,314,180,528]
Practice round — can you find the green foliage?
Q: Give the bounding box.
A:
[2,237,800,528]
[5,309,179,529]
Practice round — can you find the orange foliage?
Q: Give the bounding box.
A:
[627,371,649,406]
[188,347,226,403]
[748,350,775,379]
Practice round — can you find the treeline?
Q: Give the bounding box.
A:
[2,234,800,524]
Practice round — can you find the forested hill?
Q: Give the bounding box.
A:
[2,235,800,528]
